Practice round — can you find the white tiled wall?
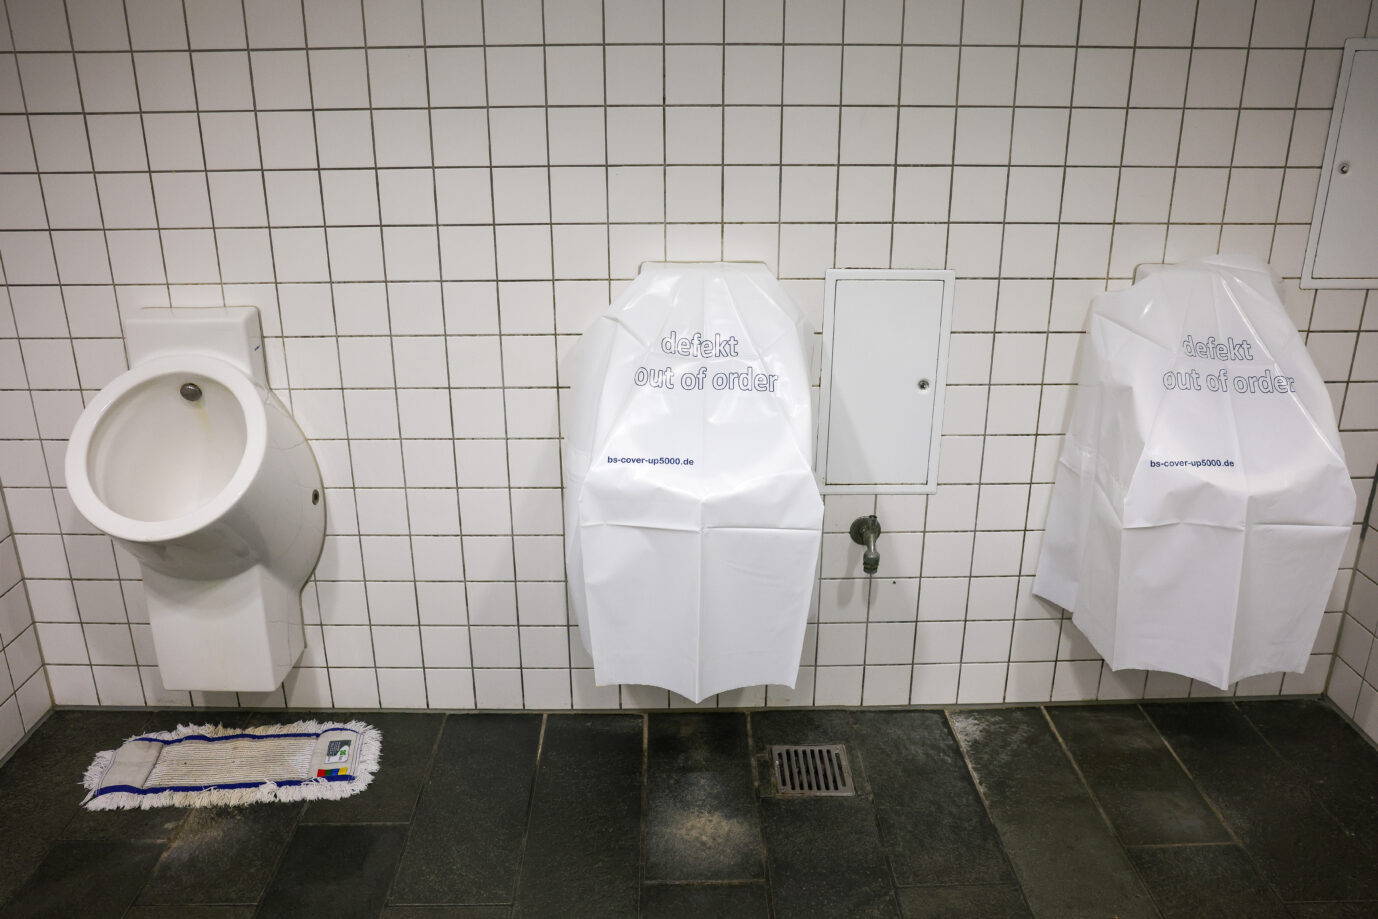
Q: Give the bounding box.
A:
[0,486,49,756]
[1331,516,1378,742]
[0,0,1376,712]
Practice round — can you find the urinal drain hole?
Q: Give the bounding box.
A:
[311,489,320,505]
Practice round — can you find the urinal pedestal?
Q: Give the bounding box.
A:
[144,566,306,692]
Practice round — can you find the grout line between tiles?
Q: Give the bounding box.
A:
[940,706,1035,917]
[1039,702,1152,871]
[1134,701,1268,876]
[380,711,449,907]
[1234,697,1378,863]
[743,711,777,919]
[293,0,374,713]
[1152,697,1378,903]
[357,0,423,712]
[506,710,548,911]
[638,710,648,912]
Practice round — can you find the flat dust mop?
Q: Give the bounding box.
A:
[81,720,381,810]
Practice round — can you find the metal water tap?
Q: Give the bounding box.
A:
[849,515,882,574]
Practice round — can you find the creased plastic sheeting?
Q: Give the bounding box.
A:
[1034,256,1355,690]
[564,263,823,702]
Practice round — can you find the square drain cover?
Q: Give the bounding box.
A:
[769,744,855,796]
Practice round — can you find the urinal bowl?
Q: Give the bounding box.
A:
[65,354,325,692]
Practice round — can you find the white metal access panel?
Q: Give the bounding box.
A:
[816,269,955,494]
[1302,38,1378,288]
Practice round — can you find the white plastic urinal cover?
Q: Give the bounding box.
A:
[564,263,824,702]
[1034,256,1355,689]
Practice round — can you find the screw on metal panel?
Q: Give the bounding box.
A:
[312,489,320,505]
[179,382,202,401]
[1338,161,1351,174]
[917,378,931,391]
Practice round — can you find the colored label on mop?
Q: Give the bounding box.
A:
[325,740,350,763]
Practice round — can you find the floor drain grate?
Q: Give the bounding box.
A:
[768,744,855,796]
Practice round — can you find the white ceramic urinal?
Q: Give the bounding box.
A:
[65,307,324,692]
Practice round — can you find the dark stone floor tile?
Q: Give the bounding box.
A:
[641,882,769,918]
[645,713,762,882]
[258,824,407,919]
[1289,905,1378,918]
[760,796,898,919]
[62,712,262,844]
[1128,844,1289,918]
[515,715,643,919]
[853,710,1012,887]
[382,908,511,918]
[61,712,254,844]
[1,839,164,918]
[61,802,189,843]
[125,908,256,918]
[294,712,444,824]
[1240,700,1378,847]
[1049,704,1229,845]
[137,710,255,733]
[136,801,303,905]
[749,710,869,794]
[949,708,1157,919]
[391,714,542,905]
[0,710,152,792]
[1145,703,1378,901]
[896,885,1032,919]
[0,710,152,902]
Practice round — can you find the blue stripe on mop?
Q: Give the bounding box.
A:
[92,773,356,799]
[129,728,360,745]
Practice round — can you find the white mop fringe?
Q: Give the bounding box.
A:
[81,719,382,810]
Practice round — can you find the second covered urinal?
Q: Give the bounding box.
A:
[564,263,824,702]
[1034,256,1355,689]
